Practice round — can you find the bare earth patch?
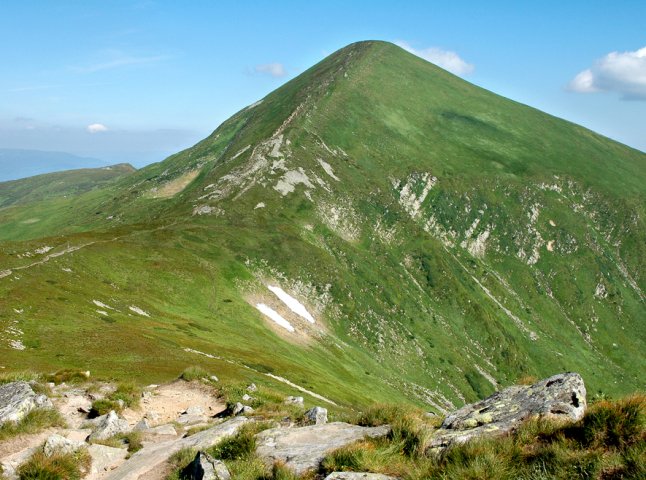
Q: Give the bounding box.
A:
[149,170,200,198]
[121,380,226,426]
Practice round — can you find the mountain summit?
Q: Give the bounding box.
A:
[0,41,644,410]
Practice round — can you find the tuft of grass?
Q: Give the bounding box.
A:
[319,395,646,480]
[207,423,267,461]
[0,371,42,384]
[45,369,90,385]
[91,431,143,454]
[90,381,141,416]
[179,366,210,382]
[0,408,66,442]
[17,448,91,480]
[164,447,197,480]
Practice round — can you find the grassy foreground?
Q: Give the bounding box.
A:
[162,394,645,480]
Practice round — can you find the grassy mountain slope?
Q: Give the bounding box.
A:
[0,41,643,411]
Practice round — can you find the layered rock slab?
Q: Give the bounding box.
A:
[429,372,586,451]
[104,416,247,480]
[0,381,53,425]
[255,422,390,475]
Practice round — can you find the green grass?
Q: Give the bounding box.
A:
[88,381,141,416]
[91,431,143,455]
[0,40,643,414]
[0,409,66,442]
[16,448,91,480]
[179,365,211,382]
[320,395,646,480]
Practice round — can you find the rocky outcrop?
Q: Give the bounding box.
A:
[43,433,84,457]
[429,372,586,452]
[182,451,231,480]
[87,444,128,477]
[255,422,391,475]
[0,381,53,425]
[104,416,247,480]
[88,410,130,441]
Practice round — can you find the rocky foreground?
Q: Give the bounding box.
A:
[0,373,589,479]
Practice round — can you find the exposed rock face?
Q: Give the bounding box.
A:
[88,410,130,441]
[304,406,328,425]
[182,451,231,480]
[87,444,128,477]
[43,433,84,457]
[324,474,398,480]
[104,416,247,480]
[255,422,391,475]
[429,372,586,451]
[0,381,53,425]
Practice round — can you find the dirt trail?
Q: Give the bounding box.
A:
[122,381,226,426]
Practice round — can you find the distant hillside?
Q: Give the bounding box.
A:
[0,163,136,209]
[0,41,643,412]
[0,149,109,181]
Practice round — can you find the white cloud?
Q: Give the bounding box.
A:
[87,123,108,133]
[254,63,286,78]
[568,46,646,100]
[396,41,474,76]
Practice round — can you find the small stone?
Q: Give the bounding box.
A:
[182,451,231,480]
[241,406,254,415]
[133,418,151,431]
[43,434,84,457]
[209,375,219,383]
[242,394,252,402]
[89,410,129,441]
[285,396,304,407]
[304,406,328,425]
[231,402,244,416]
[246,383,257,392]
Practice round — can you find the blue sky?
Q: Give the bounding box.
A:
[1,0,644,167]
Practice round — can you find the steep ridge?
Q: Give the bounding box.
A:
[0,41,644,411]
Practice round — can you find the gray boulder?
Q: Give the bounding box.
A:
[89,410,129,441]
[256,422,391,475]
[304,406,328,425]
[104,417,247,480]
[0,381,53,425]
[43,433,84,457]
[429,372,587,452]
[133,418,151,431]
[325,474,398,480]
[181,451,231,480]
[87,443,128,474]
[230,402,252,416]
